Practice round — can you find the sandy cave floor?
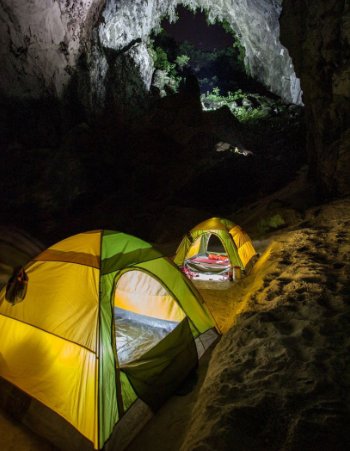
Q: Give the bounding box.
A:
[129,197,350,450]
[1,196,350,451]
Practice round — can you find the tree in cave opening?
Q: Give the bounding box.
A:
[149,5,288,124]
[151,5,249,96]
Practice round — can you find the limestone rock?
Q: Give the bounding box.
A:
[100,0,302,104]
[0,227,45,290]
[0,0,302,106]
[280,0,350,196]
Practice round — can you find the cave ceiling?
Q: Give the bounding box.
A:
[0,0,302,105]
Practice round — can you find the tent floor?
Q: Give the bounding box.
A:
[185,253,231,277]
[114,308,179,366]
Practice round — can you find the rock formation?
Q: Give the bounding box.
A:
[0,0,301,108]
[0,1,349,194]
[280,0,350,196]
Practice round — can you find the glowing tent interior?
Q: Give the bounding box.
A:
[174,218,258,280]
[0,230,218,451]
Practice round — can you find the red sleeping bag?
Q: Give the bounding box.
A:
[208,254,229,261]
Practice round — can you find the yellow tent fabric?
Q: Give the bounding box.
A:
[191,217,234,233]
[0,231,101,447]
[237,241,257,269]
[185,237,202,260]
[229,226,257,270]
[0,315,98,442]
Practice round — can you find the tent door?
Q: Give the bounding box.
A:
[113,269,187,366]
[207,234,226,255]
[113,269,197,411]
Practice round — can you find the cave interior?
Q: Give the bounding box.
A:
[0,0,350,450]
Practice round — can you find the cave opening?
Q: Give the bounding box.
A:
[0,0,306,246]
[149,5,292,124]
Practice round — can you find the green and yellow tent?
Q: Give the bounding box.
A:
[0,230,217,450]
[174,218,257,275]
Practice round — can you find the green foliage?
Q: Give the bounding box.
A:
[203,9,219,26]
[201,14,246,72]
[257,215,285,234]
[204,88,245,103]
[233,107,269,123]
[149,45,176,76]
[154,46,169,70]
[178,41,217,66]
[149,12,250,95]
[148,38,190,92]
[221,18,233,34]
[232,40,246,69]
[220,19,246,70]
[175,54,190,70]
[201,88,274,124]
[183,4,198,14]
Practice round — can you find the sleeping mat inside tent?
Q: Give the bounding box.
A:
[185,252,231,274]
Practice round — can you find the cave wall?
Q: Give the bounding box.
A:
[2,1,349,196]
[280,0,350,196]
[0,0,152,143]
[0,0,105,98]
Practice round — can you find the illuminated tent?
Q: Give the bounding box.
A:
[0,230,218,451]
[174,218,257,276]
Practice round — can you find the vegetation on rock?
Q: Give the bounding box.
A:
[149,13,301,124]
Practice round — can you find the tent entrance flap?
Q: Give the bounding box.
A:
[113,269,199,412]
[121,318,198,412]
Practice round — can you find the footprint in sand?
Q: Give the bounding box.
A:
[297,246,309,252]
[279,259,293,266]
[309,252,329,264]
[301,276,324,284]
[333,263,345,270]
[277,277,294,285]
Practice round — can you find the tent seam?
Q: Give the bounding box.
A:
[0,312,97,353]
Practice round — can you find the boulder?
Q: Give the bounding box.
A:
[0,227,45,290]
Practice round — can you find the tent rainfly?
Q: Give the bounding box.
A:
[0,230,218,451]
[174,218,257,277]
